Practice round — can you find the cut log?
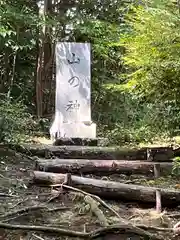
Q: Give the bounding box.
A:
[35,159,173,176]
[174,147,180,157]
[147,147,173,161]
[15,144,174,161]
[32,171,180,206]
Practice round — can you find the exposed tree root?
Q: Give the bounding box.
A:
[0,205,47,220]
[0,222,166,239]
[52,183,121,219]
[0,205,70,221]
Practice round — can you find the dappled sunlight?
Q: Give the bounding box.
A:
[32,136,53,145]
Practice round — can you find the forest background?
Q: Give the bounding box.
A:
[0,0,180,146]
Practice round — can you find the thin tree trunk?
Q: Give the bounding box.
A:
[0,50,10,93]
[33,1,40,115]
[36,38,44,118]
[7,51,17,98]
[7,27,19,99]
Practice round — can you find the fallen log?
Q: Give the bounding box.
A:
[15,144,174,161]
[32,171,180,206]
[35,159,172,176]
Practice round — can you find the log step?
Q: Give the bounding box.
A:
[31,171,180,206]
[35,159,173,176]
[16,144,174,161]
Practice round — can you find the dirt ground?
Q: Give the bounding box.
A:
[0,147,180,240]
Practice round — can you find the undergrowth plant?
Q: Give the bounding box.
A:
[172,157,180,176]
[95,85,179,145]
[0,96,34,144]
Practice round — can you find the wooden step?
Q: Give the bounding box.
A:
[35,158,173,176]
[15,144,174,161]
[32,171,180,206]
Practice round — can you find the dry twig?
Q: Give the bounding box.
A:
[47,206,70,212]
[0,205,47,220]
[32,233,45,240]
[0,205,69,221]
[167,213,180,218]
[50,184,167,239]
[0,193,17,197]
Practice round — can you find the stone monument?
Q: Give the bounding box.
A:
[50,42,96,142]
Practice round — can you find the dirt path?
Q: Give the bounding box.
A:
[0,147,180,240]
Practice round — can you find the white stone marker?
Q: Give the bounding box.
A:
[50,42,96,140]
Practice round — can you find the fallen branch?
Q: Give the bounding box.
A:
[0,174,12,180]
[46,173,72,203]
[136,224,173,232]
[0,222,164,239]
[0,193,18,197]
[47,206,70,212]
[167,213,180,218]
[32,234,45,240]
[53,183,121,220]
[0,205,47,220]
[10,198,29,209]
[173,221,180,234]
[0,205,69,221]
[46,189,63,203]
[53,184,165,239]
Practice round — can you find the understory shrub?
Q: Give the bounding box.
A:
[0,97,34,144]
[94,86,180,145]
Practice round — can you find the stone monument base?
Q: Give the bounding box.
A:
[53,137,108,146]
[56,122,96,139]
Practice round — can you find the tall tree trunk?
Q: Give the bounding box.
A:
[178,0,180,14]
[42,0,53,116]
[33,0,40,115]
[35,0,50,118]
[36,38,44,118]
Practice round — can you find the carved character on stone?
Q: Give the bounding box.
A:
[68,76,80,88]
[67,53,80,64]
[65,100,80,112]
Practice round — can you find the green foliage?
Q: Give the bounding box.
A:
[94,85,178,144]
[99,0,180,144]
[172,157,180,176]
[0,0,39,107]
[70,0,180,144]
[0,96,34,144]
[0,0,180,145]
[120,1,180,101]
